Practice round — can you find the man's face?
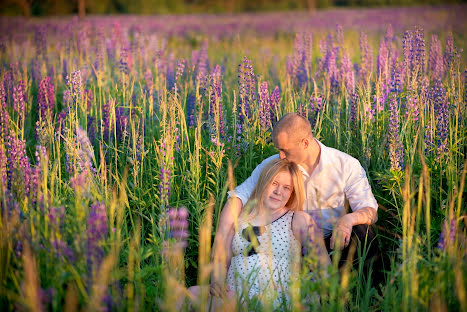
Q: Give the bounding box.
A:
[273,131,307,165]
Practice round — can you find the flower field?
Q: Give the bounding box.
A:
[0,4,466,311]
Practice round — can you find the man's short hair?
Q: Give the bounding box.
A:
[272,113,313,143]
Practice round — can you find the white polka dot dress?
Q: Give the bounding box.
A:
[227,211,301,307]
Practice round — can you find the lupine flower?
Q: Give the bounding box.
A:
[13,81,26,114]
[76,126,95,174]
[6,134,31,197]
[377,39,389,80]
[175,59,186,84]
[67,70,82,108]
[405,94,419,122]
[144,68,153,91]
[341,51,355,94]
[87,201,108,270]
[238,56,256,135]
[429,34,444,82]
[167,206,189,249]
[269,86,280,125]
[208,65,225,138]
[388,94,404,171]
[116,106,128,141]
[194,40,209,89]
[350,93,358,130]
[102,99,114,140]
[287,33,310,87]
[186,91,196,128]
[429,84,449,160]
[119,47,130,75]
[0,83,9,141]
[37,77,55,121]
[359,32,373,84]
[443,32,454,72]
[412,27,426,75]
[34,25,47,57]
[258,81,272,130]
[308,94,323,127]
[437,218,457,251]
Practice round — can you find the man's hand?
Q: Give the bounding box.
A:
[210,281,231,298]
[330,207,378,250]
[330,214,353,250]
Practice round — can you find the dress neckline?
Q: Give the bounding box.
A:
[248,210,291,227]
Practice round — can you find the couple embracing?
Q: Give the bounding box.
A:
[191,113,379,309]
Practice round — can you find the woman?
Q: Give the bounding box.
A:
[190,159,330,309]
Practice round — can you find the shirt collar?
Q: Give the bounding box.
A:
[297,138,328,178]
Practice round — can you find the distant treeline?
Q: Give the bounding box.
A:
[1,0,465,17]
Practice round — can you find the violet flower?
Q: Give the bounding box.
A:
[259,81,271,131]
[428,34,444,82]
[388,94,404,171]
[167,206,189,249]
[37,77,55,121]
[87,201,108,270]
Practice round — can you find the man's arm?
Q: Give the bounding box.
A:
[210,197,243,297]
[331,157,378,250]
[330,207,377,250]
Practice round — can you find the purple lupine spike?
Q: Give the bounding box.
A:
[443,32,454,72]
[341,51,355,94]
[144,68,153,93]
[115,107,128,141]
[167,206,189,249]
[269,86,280,126]
[402,30,413,74]
[67,70,82,109]
[102,99,114,140]
[76,126,95,174]
[413,27,426,75]
[429,34,444,82]
[437,218,457,251]
[429,84,449,161]
[175,59,186,83]
[0,83,9,141]
[0,141,7,187]
[388,93,404,171]
[87,201,108,270]
[6,134,31,197]
[87,116,96,146]
[29,145,47,205]
[350,93,358,130]
[34,25,47,57]
[119,47,130,75]
[13,81,26,114]
[159,164,171,208]
[37,77,55,121]
[359,32,373,84]
[238,56,256,135]
[405,94,419,122]
[186,91,196,128]
[304,32,313,81]
[377,38,389,81]
[208,65,225,138]
[258,81,271,130]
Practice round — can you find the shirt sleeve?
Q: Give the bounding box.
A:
[228,154,280,206]
[344,157,378,212]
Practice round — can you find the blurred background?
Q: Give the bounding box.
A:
[1,0,465,17]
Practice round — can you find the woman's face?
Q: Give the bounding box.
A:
[262,170,293,211]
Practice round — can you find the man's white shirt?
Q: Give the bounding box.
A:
[229,139,378,238]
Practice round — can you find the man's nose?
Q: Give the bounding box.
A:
[279,151,286,159]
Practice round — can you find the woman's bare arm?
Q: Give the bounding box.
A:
[292,211,331,276]
[210,197,243,297]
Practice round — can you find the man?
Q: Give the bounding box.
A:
[210,113,379,296]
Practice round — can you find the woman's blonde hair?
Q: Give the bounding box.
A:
[241,158,305,220]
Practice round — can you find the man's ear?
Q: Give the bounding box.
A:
[302,137,309,149]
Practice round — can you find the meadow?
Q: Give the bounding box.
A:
[0,4,466,311]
